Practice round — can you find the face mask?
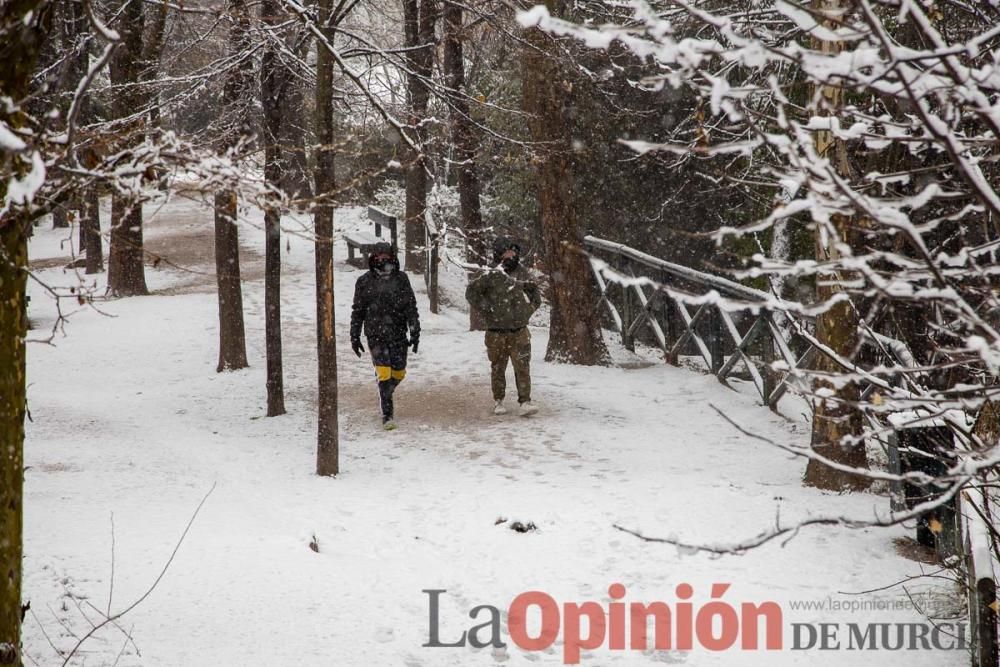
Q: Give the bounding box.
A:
[375,262,397,276]
[501,256,519,272]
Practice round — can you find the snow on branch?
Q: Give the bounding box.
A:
[554,0,1000,553]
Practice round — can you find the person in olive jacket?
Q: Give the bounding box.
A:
[466,237,541,416]
[350,242,420,430]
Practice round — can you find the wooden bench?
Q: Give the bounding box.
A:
[345,206,399,268]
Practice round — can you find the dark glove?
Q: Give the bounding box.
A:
[351,338,364,358]
[410,337,419,354]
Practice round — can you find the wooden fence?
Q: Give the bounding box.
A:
[964,488,999,667]
[583,235,921,408]
[584,235,800,407]
[584,234,998,664]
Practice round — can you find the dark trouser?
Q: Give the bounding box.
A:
[485,327,531,403]
[369,337,408,421]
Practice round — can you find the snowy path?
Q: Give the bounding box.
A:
[22,197,961,666]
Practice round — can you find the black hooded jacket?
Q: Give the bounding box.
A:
[350,244,420,343]
[492,236,521,265]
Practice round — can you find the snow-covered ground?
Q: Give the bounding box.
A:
[22,196,963,666]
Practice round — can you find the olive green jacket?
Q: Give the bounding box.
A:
[466,266,541,330]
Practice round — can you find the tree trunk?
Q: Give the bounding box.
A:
[213,0,251,373]
[106,0,148,297]
[404,145,428,272]
[142,0,168,139]
[264,207,285,416]
[0,222,27,667]
[261,0,286,416]
[804,0,868,490]
[806,256,868,489]
[72,5,101,275]
[442,2,488,330]
[83,187,103,274]
[280,75,313,207]
[76,195,85,250]
[0,3,50,661]
[52,205,68,228]
[214,191,249,372]
[107,194,148,295]
[402,0,435,272]
[315,0,339,476]
[66,0,87,254]
[521,0,609,365]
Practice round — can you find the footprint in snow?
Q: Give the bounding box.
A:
[649,649,689,663]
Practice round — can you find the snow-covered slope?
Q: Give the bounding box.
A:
[21,196,961,666]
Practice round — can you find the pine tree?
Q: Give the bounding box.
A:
[521,0,609,365]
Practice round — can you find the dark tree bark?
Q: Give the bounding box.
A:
[214,191,249,372]
[108,194,148,295]
[83,187,103,274]
[521,0,609,365]
[142,0,168,136]
[68,1,102,274]
[804,0,868,491]
[263,205,284,415]
[0,218,28,667]
[52,205,68,228]
[261,0,286,416]
[106,0,149,296]
[213,0,251,373]
[67,0,89,97]
[0,3,51,662]
[76,196,85,250]
[806,250,868,490]
[442,2,488,330]
[64,0,87,251]
[402,0,435,272]
[315,0,339,476]
[280,74,313,207]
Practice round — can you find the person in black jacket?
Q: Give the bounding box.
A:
[350,242,420,430]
